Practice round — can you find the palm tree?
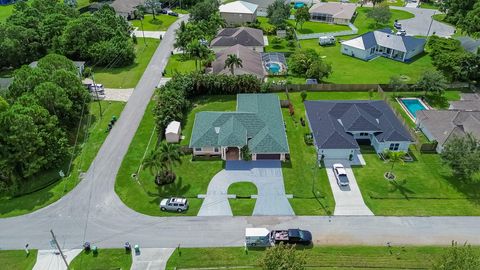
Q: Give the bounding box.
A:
[142,149,163,183]
[143,142,183,185]
[224,54,243,75]
[186,40,211,71]
[385,150,406,179]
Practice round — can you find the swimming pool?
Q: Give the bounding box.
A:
[266,62,281,73]
[399,98,429,120]
[294,2,305,9]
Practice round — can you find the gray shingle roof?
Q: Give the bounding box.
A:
[189,94,289,154]
[212,45,265,78]
[343,28,426,53]
[211,27,264,47]
[110,0,145,14]
[305,100,413,149]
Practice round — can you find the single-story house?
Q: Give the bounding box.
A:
[29,61,86,77]
[341,29,426,62]
[211,44,265,79]
[449,101,480,111]
[456,36,480,54]
[416,110,480,153]
[219,1,258,26]
[309,2,356,25]
[210,27,265,53]
[242,0,288,15]
[189,94,289,161]
[165,121,181,143]
[110,0,145,20]
[305,100,414,160]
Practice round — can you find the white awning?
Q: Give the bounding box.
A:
[245,228,269,237]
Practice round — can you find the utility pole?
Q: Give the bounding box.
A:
[426,10,436,37]
[140,16,147,46]
[50,230,70,270]
[91,72,103,118]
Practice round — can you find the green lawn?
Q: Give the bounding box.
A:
[355,146,480,216]
[420,2,440,9]
[115,97,237,216]
[166,246,471,270]
[69,249,132,270]
[131,14,178,31]
[164,54,197,77]
[229,198,257,216]
[0,101,125,218]
[354,7,415,35]
[265,36,298,54]
[0,3,14,22]
[228,182,257,197]
[288,19,350,35]
[0,250,37,270]
[94,38,160,88]
[77,0,90,8]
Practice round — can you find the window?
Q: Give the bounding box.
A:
[195,148,202,151]
[389,143,400,151]
[359,132,369,137]
[214,147,219,152]
[173,203,178,207]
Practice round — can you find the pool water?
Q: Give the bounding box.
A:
[267,63,281,73]
[294,2,305,9]
[400,98,427,119]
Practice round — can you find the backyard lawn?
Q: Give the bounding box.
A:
[354,7,415,35]
[0,250,37,270]
[94,38,160,88]
[69,249,132,270]
[0,3,14,22]
[115,97,237,216]
[0,101,125,218]
[131,14,178,31]
[164,54,196,77]
[287,19,350,35]
[166,246,463,270]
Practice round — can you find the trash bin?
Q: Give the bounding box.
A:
[134,244,140,254]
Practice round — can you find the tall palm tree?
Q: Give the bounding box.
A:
[143,142,183,184]
[224,54,243,75]
[385,150,406,179]
[186,40,211,71]
[157,142,183,175]
[142,149,163,183]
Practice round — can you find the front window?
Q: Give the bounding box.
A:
[195,148,202,151]
[389,143,400,151]
[214,147,219,152]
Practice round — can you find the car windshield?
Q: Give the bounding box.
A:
[298,230,304,239]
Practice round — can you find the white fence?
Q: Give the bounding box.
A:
[296,23,358,40]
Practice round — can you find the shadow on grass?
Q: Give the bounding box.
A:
[148,18,164,26]
[442,173,480,206]
[147,177,192,206]
[388,179,416,200]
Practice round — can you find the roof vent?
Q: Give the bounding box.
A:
[215,127,220,134]
[376,118,380,124]
[386,34,390,37]
[337,119,344,126]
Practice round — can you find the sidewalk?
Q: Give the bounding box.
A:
[32,249,81,270]
[131,248,175,270]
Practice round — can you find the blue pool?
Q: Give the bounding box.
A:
[294,2,305,9]
[400,98,428,119]
[266,63,281,73]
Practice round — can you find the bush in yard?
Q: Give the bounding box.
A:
[259,243,306,270]
[271,36,282,44]
[367,5,391,26]
[415,70,447,97]
[289,49,332,82]
[305,59,332,82]
[441,133,480,183]
[432,242,480,270]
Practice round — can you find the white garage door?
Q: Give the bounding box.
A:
[321,149,353,160]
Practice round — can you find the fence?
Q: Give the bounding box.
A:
[296,23,358,40]
[270,83,379,92]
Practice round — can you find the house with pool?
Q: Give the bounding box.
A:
[341,29,426,62]
[210,27,266,53]
[211,44,266,79]
[189,94,290,161]
[305,100,414,160]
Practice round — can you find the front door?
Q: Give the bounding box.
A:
[225,147,240,160]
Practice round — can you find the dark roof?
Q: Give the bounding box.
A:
[211,27,264,47]
[343,28,426,53]
[305,100,413,149]
[212,45,265,78]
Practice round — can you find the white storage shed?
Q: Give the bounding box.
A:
[165,121,181,143]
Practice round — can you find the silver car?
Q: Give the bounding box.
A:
[333,163,349,186]
[160,197,189,212]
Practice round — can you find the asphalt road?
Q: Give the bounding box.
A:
[1,14,480,251]
[390,6,455,37]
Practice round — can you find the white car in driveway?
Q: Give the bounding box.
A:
[333,163,349,187]
[160,197,189,212]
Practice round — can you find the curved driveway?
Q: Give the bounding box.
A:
[390,6,455,37]
[1,14,480,251]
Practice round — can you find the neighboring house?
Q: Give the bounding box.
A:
[211,44,265,79]
[305,100,413,160]
[210,27,265,52]
[0,77,13,90]
[449,101,480,111]
[165,121,182,143]
[189,94,289,161]
[29,61,85,77]
[341,29,426,62]
[0,0,15,4]
[309,2,356,25]
[242,0,288,15]
[219,1,258,26]
[456,36,480,53]
[416,110,480,153]
[110,0,145,20]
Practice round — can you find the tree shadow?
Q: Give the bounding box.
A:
[388,179,416,199]
[442,173,480,206]
[147,177,192,206]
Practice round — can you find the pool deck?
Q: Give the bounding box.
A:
[396,97,431,122]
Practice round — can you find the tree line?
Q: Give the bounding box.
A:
[0,0,135,70]
[0,54,91,194]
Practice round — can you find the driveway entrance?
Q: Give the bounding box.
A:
[198,161,294,216]
[324,160,374,216]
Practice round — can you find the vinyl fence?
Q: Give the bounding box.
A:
[296,23,358,40]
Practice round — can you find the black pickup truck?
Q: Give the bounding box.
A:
[269,229,312,245]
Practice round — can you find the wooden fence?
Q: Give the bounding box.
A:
[270,83,380,92]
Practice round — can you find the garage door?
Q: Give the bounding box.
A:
[256,154,281,160]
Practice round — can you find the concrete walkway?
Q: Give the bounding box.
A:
[131,248,175,270]
[133,30,166,40]
[104,88,134,102]
[33,249,81,270]
[324,160,374,216]
[198,161,294,216]
[390,6,455,37]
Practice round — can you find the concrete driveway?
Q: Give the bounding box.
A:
[324,160,374,216]
[198,161,294,216]
[390,6,455,37]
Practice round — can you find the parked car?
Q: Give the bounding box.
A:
[160,9,169,14]
[396,29,407,36]
[160,197,189,212]
[270,229,312,245]
[168,11,178,17]
[333,163,349,186]
[394,20,402,29]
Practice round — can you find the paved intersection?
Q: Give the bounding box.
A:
[1,10,480,253]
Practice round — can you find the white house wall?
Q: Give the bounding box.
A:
[319,148,355,159]
[341,44,371,60]
[405,44,424,60]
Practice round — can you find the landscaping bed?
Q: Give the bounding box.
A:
[0,101,125,218]
[94,38,160,88]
